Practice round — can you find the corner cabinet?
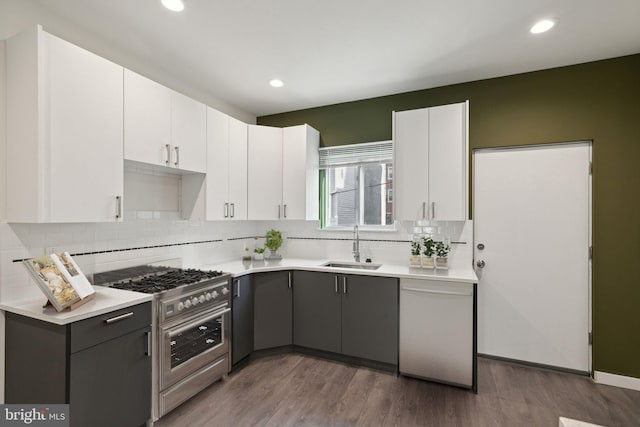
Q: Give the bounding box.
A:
[5,303,152,427]
[293,271,398,366]
[6,25,124,223]
[124,69,206,173]
[253,271,293,350]
[207,108,248,220]
[247,124,319,220]
[394,101,469,221]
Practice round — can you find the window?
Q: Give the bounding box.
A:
[319,141,393,228]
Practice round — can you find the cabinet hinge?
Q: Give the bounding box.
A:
[588,332,593,345]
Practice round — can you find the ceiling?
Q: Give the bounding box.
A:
[31,0,640,117]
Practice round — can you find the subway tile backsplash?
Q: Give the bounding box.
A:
[0,219,474,304]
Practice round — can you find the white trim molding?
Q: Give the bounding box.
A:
[594,371,640,391]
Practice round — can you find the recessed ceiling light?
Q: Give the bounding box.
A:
[161,0,184,12]
[269,79,284,88]
[530,19,555,34]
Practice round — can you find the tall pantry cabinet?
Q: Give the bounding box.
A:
[6,25,124,223]
[394,101,469,221]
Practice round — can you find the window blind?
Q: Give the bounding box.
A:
[319,140,393,168]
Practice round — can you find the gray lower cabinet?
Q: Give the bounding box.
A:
[5,302,152,427]
[293,271,341,353]
[232,274,254,365]
[293,271,398,365]
[253,270,293,350]
[341,274,399,365]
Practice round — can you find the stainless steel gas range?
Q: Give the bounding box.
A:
[94,262,232,421]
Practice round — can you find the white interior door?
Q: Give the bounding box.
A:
[474,142,591,372]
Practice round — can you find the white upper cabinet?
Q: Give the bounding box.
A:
[124,70,206,173]
[283,125,320,220]
[6,26,124,223]
[206,108,248,220]
[394,101,468,221]
[247,125,284,220]
[247,124,319,220]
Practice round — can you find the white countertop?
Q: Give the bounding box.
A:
[0,287,153,325]
[194,258,478,283]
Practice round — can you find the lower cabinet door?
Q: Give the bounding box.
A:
[341,275,399,365]
[253,271,293,350]
[69,326,151,427]
[293,271,341,353]
[232,275,254,365]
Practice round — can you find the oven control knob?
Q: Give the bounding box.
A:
[177,302,184,311]
[191,297,199,306]
[199,295,206,304]
[184,299,192,308]
[205,292,212,301]
[211,291,219,299]
[221,287,229,295]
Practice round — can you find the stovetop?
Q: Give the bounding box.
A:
[94,264,226,295]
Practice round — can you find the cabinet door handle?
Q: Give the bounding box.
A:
[115,196,122,219]
[343,277,347,294]
[431,201,436,219]
[288,272,292,289]
[335,276,339,293]
[401,287,472,297]
[145,331,151,357]
[422,202,426,219]
[224,203,229,218]
[174,146,180,167]
[284,204,287,219]
[230,203,235,218]
[105,311,133,324]
[234,279,241,298]
[278,205,281,219]
[165,144,171,166]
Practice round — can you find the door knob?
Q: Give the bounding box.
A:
[476,260,486,268]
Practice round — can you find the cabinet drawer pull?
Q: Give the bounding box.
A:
[402,287,472,297]
[104,311,133,324]
[165,144,171,166]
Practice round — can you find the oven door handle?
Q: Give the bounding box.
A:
[165,307,231,339]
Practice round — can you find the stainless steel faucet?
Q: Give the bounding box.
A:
[352,224,360,262]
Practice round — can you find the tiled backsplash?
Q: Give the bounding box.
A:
[0,218,473,304]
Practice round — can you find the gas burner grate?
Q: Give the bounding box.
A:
[105,268,226,294]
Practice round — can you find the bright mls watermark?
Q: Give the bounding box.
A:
[0,405,69,427]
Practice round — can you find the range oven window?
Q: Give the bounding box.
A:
[169,317,223,369]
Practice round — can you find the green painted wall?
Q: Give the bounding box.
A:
[258,53,640,379]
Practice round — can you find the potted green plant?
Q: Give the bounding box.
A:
[264,229,283,260]
[435,241,450,269]
[253,247,265,261]
[409,240,422,267]
[421,237,436,269]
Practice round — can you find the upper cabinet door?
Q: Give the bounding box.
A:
[124,70,172,167]
[428,102,468,221]
[282,125,319,220]
[247,125,283,220]
[206,107,230,220]
[171,91,206,173]
[6,26,124,223]
[394,108,430,221]
[227,117,248,220]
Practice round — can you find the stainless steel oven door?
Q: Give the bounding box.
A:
[160,305,230,390]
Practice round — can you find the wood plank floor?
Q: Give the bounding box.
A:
[155,354,640,427]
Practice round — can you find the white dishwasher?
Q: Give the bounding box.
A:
[399,278,476,389]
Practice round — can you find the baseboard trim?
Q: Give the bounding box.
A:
[594,371,640,391]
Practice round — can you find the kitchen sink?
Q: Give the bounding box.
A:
[321,261,382,270]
